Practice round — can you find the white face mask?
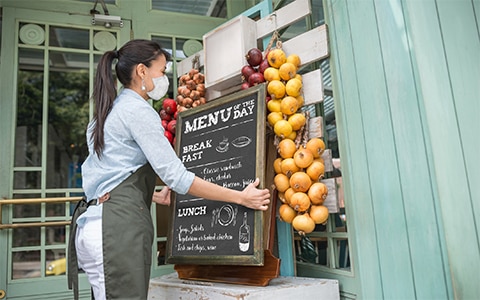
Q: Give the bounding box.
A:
[147,75,169,100]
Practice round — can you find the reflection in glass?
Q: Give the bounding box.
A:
[47,53,90,189]
[16,48,44,167]
[281,18,307,43]
[155,205,170,237]
[12,227,40,247]
[49,26,89,49]
[334,238,350,270]
[13,171,41,189]
[314,222,327,233]
[332,212,347,233]
[157,241,167,265]
[155,204,170,265]
[295,236,327,266]
[46,249,65,262]
[175,38,189,59]
[12,202,41,218]
[50,52,91,69]
[46,225,66,245]
[46,202,66,217]
[18,48,45,69]
[46,250,67,276]
[12,250,41,279]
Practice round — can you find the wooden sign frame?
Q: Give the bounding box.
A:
[166,84,267,266]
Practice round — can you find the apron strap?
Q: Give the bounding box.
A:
[67,197,89,300]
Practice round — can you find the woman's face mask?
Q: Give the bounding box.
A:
[147,75,169,100]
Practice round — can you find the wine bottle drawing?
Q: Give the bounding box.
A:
[238,212,250,252]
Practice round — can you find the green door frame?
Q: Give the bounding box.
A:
[0,6,132,299]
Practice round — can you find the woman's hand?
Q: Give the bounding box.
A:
[152,186,171,206]
[240,178,271,211]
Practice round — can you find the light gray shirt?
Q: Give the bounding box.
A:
[81,88,195,201]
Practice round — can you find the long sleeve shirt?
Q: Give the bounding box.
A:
[81,88,195,201]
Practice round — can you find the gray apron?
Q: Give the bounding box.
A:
[69,163,156,299]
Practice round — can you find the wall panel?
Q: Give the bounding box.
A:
[374,0,450,298]
[323,0,480,298]
[403,0,480,298]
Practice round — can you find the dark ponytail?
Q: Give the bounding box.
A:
[91,50,117,157]
[90,39,171,157]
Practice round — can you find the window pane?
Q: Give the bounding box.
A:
[50,51,90,69]
[314,222,327,233]
[155,205,170,237]
[175,38,190,59]
[46,251,66,276]
[281,18,306,43]
[12,250,41,279]
[14,123,42,167]
[16,48,44,167]
[155,204,169,266]
[49,26,89,49]
[12,227,40,247]
[46,54,90,189]
[332,212,347,233]
[295,236,328,266]
[334,238,350,270]
[46,202,66,217]
[46,225,67,245]
[312,1,326,26]
[13,171,41,189]
[157,241,167,265]
[12,202,41,218]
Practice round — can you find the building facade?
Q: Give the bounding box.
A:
[0,0,478,299]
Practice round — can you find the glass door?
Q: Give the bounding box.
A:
[0,7,130,299]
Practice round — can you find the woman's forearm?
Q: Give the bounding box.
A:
[188,176,240,204]
[187,176,271,211]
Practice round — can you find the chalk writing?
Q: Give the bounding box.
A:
[167,85,265,263]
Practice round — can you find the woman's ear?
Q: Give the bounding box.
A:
[135,63,147,79]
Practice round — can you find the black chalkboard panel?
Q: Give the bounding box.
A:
[166,84,266,266]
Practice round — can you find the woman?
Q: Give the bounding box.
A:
[68,39,270,300]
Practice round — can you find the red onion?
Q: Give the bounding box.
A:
[241,82,251,90]
[245,48,263,67]
[159,109,172,121]
[258,58,270,74]
[241,65,256,81]
[248,72,265,86]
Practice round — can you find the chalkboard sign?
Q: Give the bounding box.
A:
[166,84,266,266]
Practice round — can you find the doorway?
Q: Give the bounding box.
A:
[0,7,130,299]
